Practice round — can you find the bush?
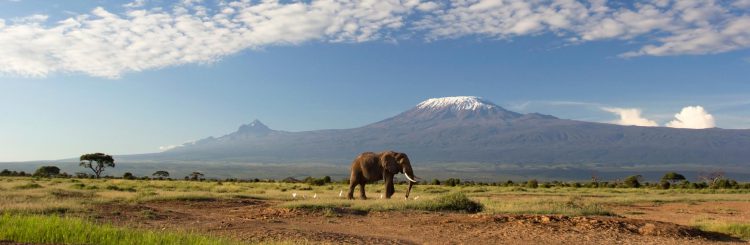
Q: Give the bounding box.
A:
[33,166,60,177]
[408,192,483,213]
[526,179,539,188]
[302,176,332,186]
[431,179,441,185]
[659,180,671,189]
[123,172,135,180]
[711,178,739,189]
[622,175,642,188]
[444,178,461,187]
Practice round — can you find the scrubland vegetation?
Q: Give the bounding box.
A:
[1,169,749,244]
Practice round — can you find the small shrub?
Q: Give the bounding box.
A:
[141,210,158,219]
[526,179,539,188]
[408,192,483,213]
[443,178,461,187]
[123,172,135,180]
[623,175,642,188]
[70,183,86,189]
[659,180,671,189]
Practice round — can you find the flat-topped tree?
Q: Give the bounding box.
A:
[189,171,204,181]
[152,171,169,178]
[661,172,687,185]
[79,153,115,178]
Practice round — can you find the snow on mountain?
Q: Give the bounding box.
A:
[416,96,498,111]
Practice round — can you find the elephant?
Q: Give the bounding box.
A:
[347,151,419,200]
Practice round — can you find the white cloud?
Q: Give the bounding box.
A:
[733,0,750,8]
[417,0,750,57]
[666,106,716,129]
[602,107,658,127]
[1,0,750,78]
[123,0,146,8]
[416,2,440,12]
[0,0,420,78]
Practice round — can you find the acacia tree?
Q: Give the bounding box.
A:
[189,171,204,181]
[152,171,170,178]
[79,153,115,178]
[661,172,686,184]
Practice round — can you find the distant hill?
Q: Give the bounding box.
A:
[123,96,750,168]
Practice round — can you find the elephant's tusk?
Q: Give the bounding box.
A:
[403,172,418,183]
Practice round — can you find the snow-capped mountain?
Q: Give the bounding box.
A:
[416,96,498,111]
[131,96,750,167]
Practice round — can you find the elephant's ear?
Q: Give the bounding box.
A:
[380,153,400,174]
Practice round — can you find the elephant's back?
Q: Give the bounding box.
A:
[352,152,377,165]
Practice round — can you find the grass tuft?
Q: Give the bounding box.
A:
[49,189,94,199]
[13,182,42,190]
[105,185,136,192]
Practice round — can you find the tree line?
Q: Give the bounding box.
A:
[2,152,747,189]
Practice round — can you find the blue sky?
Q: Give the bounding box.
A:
[1,0,749,161]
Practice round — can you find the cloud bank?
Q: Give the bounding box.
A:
[1,0,749,78]
[603,105,716,129]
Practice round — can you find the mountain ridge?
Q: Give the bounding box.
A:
[134,96,750,167]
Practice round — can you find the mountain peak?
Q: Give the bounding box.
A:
[416,96,498,111]
[237,119,271,134]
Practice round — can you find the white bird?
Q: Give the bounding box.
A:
[339,190,343,197]
[292,193,297,198]
[380,194,384,199]
[313,193,318,199]
[414,196,420,200]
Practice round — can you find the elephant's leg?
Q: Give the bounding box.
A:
[385,174,395,199]
[347,179,356,200]
[358,182,367,200]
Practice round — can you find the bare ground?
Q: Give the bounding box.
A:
[618,201,750,226]
[88,198,747,244]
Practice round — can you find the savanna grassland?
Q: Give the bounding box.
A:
[1,176,749,244]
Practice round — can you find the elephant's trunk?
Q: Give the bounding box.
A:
[406,181,414,198]
[402,165,418,198]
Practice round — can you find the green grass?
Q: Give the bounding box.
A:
[0,214,237,245]
[694,222,750,240]
[282,192,484,214]
[406,192,483,213]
